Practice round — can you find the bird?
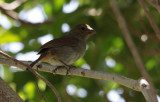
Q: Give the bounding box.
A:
[30,24,96,74]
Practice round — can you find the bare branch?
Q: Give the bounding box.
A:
[138,0,160,40]
[139,78,155,102]
[34,78,47,102]
[145,0,160,13]
[0,57,156,101]
[0,57,140,91]
[110,0,158,102]
[0,0,26,10]
[0,51,62,102]
[0,77,24,102]
[0,1,54,26]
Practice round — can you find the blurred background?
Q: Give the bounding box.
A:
[0,0,160,102]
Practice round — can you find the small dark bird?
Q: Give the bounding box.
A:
[30,24,96,73]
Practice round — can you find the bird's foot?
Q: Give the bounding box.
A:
[36,64,42,71]
[26,66,31,71]
[65,65,76,75]
[52,66,64,74]
[52,65,77,75]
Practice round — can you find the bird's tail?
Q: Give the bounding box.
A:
[30,57,42,67]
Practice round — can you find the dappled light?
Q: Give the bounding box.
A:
[77,88,87,98]
[38,34,53,45]
[0,13,12,29]
[141,34,148,42]
[1,42,24,53]
[0,0,160,102]
[62,0,79,14]
[107,90,125,102]
[61,23,70,33]
[19,5,47,23]
[82,64,91,70]
[16,52,39,61]
[66,84,88,98]
[66,84,77,96]
[105,57,116,68]
[87,8,103,16]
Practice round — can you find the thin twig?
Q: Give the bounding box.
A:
[110,0,158,102]
[138,0,160,40]
[0,51,62,102]
[0,0,26,10]
[0,1,54,26]
[35,78,47,102]
[145,0,160,13]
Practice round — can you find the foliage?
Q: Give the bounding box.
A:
[0,0,160,102]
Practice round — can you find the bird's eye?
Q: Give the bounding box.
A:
[81,27,86,30]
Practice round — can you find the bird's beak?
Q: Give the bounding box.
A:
[87,29,96,35]
[86,24,96,35]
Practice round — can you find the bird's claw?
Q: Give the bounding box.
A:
[52,65,76,75]
[52,66,63,74]
[66,65,76,75]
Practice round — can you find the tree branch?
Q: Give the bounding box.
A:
[0,51,62,102]
[0,57,156,101]
[0,0,54,26]
[0,58,139,91]
[110,0,158,102]
[0,77,24,102]
[145,0,160,13]
[138,0,160,40]
[139,78,155,102]
[0,0,26,10]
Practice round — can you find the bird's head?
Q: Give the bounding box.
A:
[68,24,96,40]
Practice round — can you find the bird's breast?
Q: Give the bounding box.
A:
[45,40,86,66]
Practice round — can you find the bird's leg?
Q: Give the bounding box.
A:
[52,66,64,73]
[53,60,76,75]
[60,61,77,75]
[36,64,42,72]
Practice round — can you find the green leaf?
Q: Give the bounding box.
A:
[53,0,66,11]
[145,58,157,70]
[0,29,20,44]
[25,81,36,99]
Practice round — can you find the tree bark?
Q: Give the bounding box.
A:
[0,77,24,102]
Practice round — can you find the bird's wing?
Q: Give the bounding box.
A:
[37,36,78,54]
